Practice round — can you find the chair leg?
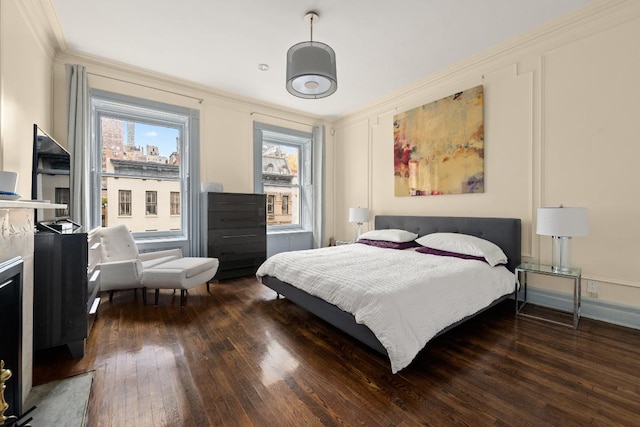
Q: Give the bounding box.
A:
[109,290,114,302]
[142,288,147,305]
[155,289,159,306]
[206,281,210,292]
[180,289,186,307]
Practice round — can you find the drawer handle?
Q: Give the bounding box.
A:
[222,234,257,239]
[0,279,13,290]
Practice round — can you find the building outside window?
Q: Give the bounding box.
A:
[146,191,157,215]
[254,123,312,230]
[170,191,180,215]
[119,190,131,216]
[91,92,188,235]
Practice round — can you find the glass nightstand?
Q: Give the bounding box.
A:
[515,262,582,329]
[335,239,355,246]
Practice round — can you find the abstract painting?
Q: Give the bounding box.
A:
[393,85,484,196]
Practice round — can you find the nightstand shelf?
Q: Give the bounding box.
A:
[515,262,582,329]
[335,239,355,246]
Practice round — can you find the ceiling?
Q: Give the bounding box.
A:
[50,0,593,120]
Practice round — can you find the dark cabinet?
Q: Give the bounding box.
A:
[207,192,266,280]
[33,232,88,358]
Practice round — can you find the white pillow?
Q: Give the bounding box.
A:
[415,232,508,267]
[358,229,418,243]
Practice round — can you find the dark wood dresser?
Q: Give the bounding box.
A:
[206,192,266,280]
[33,231,88,358]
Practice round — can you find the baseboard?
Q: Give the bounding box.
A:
[523,287,640,330]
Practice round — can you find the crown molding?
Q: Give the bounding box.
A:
[16,0,66,56]
[55,50,324,124]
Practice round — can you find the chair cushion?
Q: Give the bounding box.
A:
[142,257,219,289]
[99,224,139,262]
[141,255,181,270]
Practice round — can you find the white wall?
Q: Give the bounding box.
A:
[0,0,57,406]
[330,1,640,309]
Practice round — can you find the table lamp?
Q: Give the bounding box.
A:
[536,206,589,272]
[348,207,370,240]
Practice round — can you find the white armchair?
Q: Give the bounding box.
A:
[92,224,219,306]
[93,224,182,302]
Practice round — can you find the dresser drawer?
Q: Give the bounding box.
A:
[208,227,266,244]
[207,211,266,229]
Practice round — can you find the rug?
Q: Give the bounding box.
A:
[23,371,93,427]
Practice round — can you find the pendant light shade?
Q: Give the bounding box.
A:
[286,12,337,99]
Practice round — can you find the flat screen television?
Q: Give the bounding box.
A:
[31,124,72,225]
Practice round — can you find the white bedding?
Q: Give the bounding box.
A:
[256,243,515,373]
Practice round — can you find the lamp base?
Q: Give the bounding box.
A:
[551,236,572,272]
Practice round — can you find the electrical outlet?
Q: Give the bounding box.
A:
[586,280,598,298]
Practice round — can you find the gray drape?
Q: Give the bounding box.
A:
[66,64,90,230]
[312,124,325,248]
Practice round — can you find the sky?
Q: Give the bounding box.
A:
[129,122,180,157]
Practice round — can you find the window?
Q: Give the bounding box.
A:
[170,192,180,215]
[90,90,200,252]
[119,190,131,216]
[146,191,157,215]
[254,123,312,230]
[267,194,275,216]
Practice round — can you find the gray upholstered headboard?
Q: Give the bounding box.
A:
[375,215,521,273]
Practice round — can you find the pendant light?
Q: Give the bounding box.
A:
[286,11,337,99]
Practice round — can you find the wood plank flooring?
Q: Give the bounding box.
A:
[33,277,640,426]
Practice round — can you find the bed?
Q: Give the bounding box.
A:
[257,215,521,373]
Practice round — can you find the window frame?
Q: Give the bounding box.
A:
[90,90,201,255]
[253,122,313,232]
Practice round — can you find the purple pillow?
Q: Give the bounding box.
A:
[357,239,420,250]
[416,246,488,263]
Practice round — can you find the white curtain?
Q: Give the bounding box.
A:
[66,64,91,230]
[312,124,325,248]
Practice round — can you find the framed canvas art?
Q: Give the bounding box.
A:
[393,85,484,196]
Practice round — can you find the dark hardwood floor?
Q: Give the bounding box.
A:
[33,277,640,426]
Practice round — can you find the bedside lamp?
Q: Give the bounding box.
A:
[348,207,370,240]
[536,206,589,272]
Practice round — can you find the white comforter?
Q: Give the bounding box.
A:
[256,243,515,373]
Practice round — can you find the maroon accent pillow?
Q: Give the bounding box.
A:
[416,246,488,263]
[357,239,420,250]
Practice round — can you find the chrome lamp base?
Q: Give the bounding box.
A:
[551,235,572,272]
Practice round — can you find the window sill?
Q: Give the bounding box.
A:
[267,228,311,236]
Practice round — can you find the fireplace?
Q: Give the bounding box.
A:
[0,257,23,419]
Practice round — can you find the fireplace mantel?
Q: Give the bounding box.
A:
[0,201,66,410]
[0,200,65,209]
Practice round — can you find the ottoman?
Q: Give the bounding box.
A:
[142,257,219,306]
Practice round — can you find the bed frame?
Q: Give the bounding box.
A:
[261,215,521,356]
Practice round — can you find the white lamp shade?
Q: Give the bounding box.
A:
[536,207,589,237]
[348,207,369,223]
